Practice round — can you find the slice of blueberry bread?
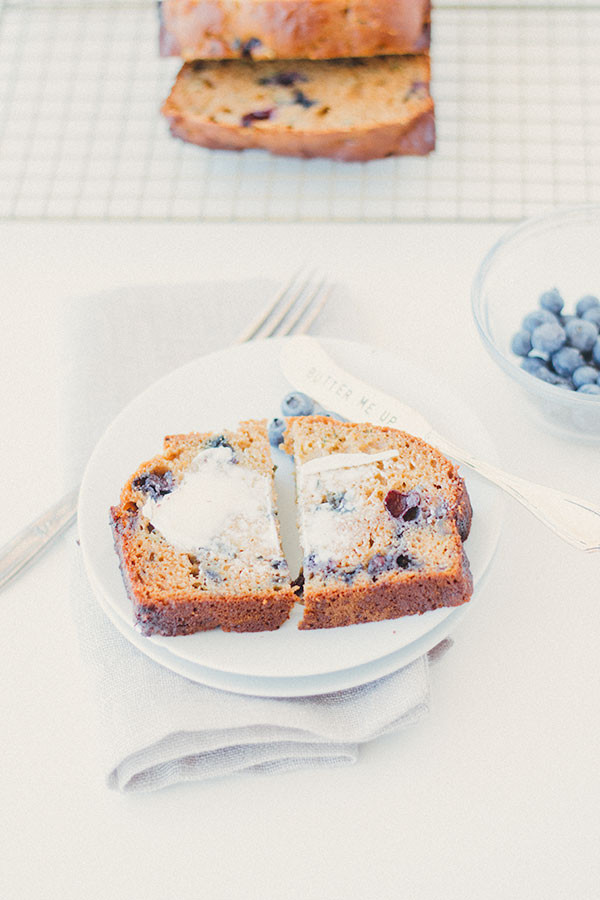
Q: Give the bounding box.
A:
[110,421,297,635]
[158,0,431,61]
[161,54,435,161]
[282,417,473,630]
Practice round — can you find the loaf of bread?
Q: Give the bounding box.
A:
[110,422,297,636]
[162,54,435,161]
[159,0,431,61]
[282,416,473,630]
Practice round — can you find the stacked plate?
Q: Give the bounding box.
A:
[78,338,503,697]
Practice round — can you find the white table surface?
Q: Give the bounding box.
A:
[1,221,599,900]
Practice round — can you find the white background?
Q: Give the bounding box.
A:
[1,221,598,899]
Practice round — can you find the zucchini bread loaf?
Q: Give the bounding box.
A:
[162,54,435,161]
[159,0,431,61]
[110,421,297,636]
[282,416,473,630]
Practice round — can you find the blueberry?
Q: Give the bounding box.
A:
[534,366,565,386]
[593,338,600,367]
[325,491,346,511]
[281,391,315,416]
[239,36,262,58]
[560,314,577,328]
[406,81,429,100]
[204,568,223,582]
[340,566,361,584]
[575,294,600,317]
[531,322,566,355]
[293,90,316,108]
[582,307,600,329]
[258,71,307,87]
[204,434,234,451]
[395,554,413,570]
[522,309,558,332]
[384,490,421,521]
[539,288,564,314]
[368,548,419,576]
[268,417,286,447]
[132,470,175,500]
[511,330,532,356]
[241,108,275,127]
[520,356,547,375]
[577,383,600,395]
[270,558,290,582]
[551,346,586,377]
[565,318,599,353]
[367,554,389,578]
[572,366,599,389]
[305,552,318,571]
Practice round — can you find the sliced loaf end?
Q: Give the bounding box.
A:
[162,55,435,161]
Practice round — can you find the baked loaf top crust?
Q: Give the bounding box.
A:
[110,421,297,636]
[282,416,473,630]
[159,0,431,61]
[162,54,435,161]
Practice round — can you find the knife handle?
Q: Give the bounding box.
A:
[432,432,600,553]
[0,488,79,591]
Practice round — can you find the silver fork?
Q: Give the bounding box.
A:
[0,271,331,593]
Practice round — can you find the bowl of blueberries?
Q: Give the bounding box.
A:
[472,205,600,440]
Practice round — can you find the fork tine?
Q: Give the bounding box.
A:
[252,268,320,341]
[235,266,308,344]
[276,276,331,337]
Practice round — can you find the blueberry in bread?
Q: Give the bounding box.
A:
[110,421,297,635]
[158,0,431,62]
[161,54,435,161]
[282,416,473,630]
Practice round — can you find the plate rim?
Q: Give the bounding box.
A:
[78,335,503,682]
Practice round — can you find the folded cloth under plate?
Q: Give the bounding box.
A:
[63,278,430,792]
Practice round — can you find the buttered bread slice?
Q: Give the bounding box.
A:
[110,421,297,635]
[282,416,473,630]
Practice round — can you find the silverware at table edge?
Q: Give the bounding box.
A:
[0,270,332,592]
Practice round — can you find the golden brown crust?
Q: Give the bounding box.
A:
[165,107,435,161]
[111,509,297,635]
[161,56,435,161]
[159,0,431,61]
[454,479,473,542]
[298,561,473,630]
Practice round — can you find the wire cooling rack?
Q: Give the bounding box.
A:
[0,0,599,222]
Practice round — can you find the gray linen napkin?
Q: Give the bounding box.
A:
[63,279,430,793]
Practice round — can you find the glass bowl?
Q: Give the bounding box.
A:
[472,205,600,441]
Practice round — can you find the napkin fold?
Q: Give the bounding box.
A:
[64,278,431,792]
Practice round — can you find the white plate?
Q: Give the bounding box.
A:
[90,573,474,697]
[78,337,503,684]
